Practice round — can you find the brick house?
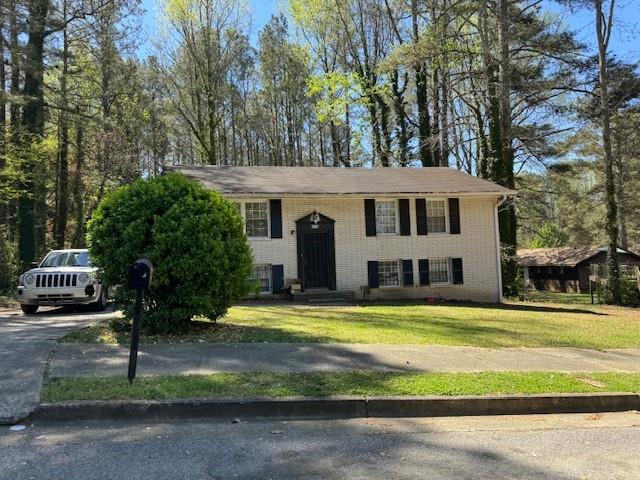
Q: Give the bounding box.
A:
[170,166,515,303]
[518,246,640,293]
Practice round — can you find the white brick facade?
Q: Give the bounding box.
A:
[231,195,503,303]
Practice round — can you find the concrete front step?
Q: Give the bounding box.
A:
[291,290,356,304]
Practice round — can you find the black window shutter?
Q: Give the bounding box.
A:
[402,259,414,286]
[367,261,379,288]
[418,259,430,286]
[272,264,284,293]
[449,198,460,234]
[452,258,464,284]
[399,199,411,236]
[364,199,376,236]
[416,199,428,235]
[270,199,282,238]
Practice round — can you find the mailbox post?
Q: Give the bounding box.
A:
[127,258,153,383]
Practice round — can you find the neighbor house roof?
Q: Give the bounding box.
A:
[517,246,640,267]
[165,166,516,196]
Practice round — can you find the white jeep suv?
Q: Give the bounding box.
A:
[17,249,107,314]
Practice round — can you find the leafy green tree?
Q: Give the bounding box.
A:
[530,223,569,248]
[87,173,253,334]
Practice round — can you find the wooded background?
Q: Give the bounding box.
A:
[0,0,638,299]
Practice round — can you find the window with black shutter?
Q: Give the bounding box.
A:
[367,261,379,288]
[418,259,430,286]
[402,259,414,286]
[448,198,460,234]
[452,258,464,284]
[271,264,284,293]
[415,199,428,235]
[269,199,282,238]
[364,199,376,236]
[399,199,411,236]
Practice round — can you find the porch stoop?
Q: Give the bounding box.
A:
[290,290,356,305]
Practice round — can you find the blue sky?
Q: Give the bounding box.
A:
[137,0,639,61]
[139,0,640,62]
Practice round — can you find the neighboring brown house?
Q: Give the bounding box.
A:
[517,246,640,293]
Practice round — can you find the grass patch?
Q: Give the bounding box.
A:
[41,371,640,402]
[61,302,640,349]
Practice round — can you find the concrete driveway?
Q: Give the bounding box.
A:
[0,307,119,424]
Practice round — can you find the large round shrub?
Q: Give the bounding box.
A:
[87,173,253,334]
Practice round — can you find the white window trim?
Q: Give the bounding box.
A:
[234,200,271,240]
[429,257,453,286]
[378,259,403,288]
[375,199,400,236]
[425,198,450,235]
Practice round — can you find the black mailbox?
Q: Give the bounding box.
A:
[127,258,153,290]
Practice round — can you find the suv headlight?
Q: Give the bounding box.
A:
[24,274,35,286]
[78,273,90,284]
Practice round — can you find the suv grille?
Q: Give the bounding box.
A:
[35,273,78,288]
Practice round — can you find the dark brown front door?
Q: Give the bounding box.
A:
[302,232,330,288]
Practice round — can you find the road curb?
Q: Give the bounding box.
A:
[366,393,640,417]
[30,393,640,422]
[32,396,368,422]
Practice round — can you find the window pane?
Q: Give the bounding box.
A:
[378,260,400,287]
[430,258,450,284]
[426,200,446,233]
[245,202,268,237]
[249,264,271,293]
[376,201,397,234]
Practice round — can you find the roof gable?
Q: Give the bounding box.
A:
[166,166,516,196]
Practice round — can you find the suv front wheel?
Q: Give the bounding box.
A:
[91,288,108,311]
[21,304,38,315]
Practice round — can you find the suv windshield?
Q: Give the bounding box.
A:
[40,251,92,268]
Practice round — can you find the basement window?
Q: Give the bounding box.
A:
[430,258,451,285]
[378,260,400,287]
[250,264,271,294]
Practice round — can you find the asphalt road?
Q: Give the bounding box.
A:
[2,412,640,479]
[0,307,119,423]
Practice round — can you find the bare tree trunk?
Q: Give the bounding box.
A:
[412,0,433,167]
[431,65,441,167]
[344,104,351,166]
[19,0,49,268]
[376,93,391,167]
[71,123,86,247]
[390,70,409,166]
[0,0,5,153]
[595,0,620,303]
[497,0,518,296]
[329,121,342,167]
[54,0,70,248]
[9,0,19,131]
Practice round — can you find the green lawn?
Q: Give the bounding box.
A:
[42,371,640,402]
[62,302,640,349]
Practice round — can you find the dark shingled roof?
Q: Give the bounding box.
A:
[517,246,640,267]
[165,166,516,196]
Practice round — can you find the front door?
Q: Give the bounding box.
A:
[296,211,337,291]
[302,232,330,288]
